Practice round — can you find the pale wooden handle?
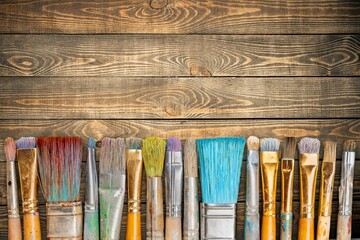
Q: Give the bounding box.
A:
[8,217,22,240]
[147,178,164,240]
[261,215,276,240]
[244,214,260,240]
[24,213,41,240]
[165,217,182,240]
[317,216,331,240]
[298,217,314,240]
[337,215,352,240]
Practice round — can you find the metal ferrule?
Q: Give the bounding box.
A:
[200,203,236,240]
[85,147,98,212]
[7,158,20,218]
[246,150,259,215]
[184,177,199,240]
[339,151,355,216]
[17,148,39,214]
[126,149,143,214]
[299,153,318,218]
[46,201,83,239]
[281,158,294,214]
[165,151,183,218]
[319,161,336,217]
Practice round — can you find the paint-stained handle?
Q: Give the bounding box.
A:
[24,213,41,240]
[126,213,142,240]
[261,215,276,240]
[84,211,99,240]
[337,215,352,240]
[8,217,22,240]
[165,217,182,240]
[317,216,331,240]
[280,213,292,240]
[298,217,314,240]
[244,214,259,240]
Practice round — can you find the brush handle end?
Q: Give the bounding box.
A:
[126,212,142,240]
[261,215,276,240]
[337,215,352,240]
[24,213,41,240]
[298,217,314,240]
[8,217,22,240]
[165,216,182,240]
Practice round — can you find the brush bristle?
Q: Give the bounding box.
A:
[37,137,82,202]
[343,140,357,152]
[260,138,280,152]
[167,137,182,151]
[184,138,198,178]
[126,138,142,150]
[88,137,96,149]
[197,137,246,204]
[142,137,166,177]
[298,137,320,154]
[283,137,297,159]
[100,137,126,174]
[16,137,36,149]
[4,137,16,161]
[247,136,259,151]
[323,141,337,162]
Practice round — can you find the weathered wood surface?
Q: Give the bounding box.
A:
[1,77,359,119]
[0,0,359,34]
[1,35,359,77]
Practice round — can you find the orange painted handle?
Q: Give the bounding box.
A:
[298,217,314,240]
[261,215,276,240]
[8,217,22,240]
[126,213,142,240]
[24,213,41,240]
[165,217,182,240]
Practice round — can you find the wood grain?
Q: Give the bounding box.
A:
[1,77,359,119]
[0,0,359,34]
[1,35,359,77]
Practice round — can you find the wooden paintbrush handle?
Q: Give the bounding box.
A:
[337,215,352,240]
[8,217,22,240]
[317,216,331,240]
[165,216,182,240]
[244,213,259,240]
[24,213,41,240]
[126,212,142,240]
[261,215,276,240]
[280,213,292,240]
[298,217,314,240]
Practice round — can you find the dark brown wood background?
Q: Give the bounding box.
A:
[0,0,359,239]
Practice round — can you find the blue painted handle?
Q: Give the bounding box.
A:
[84,211,100,240]
[280,212,293,240]
[244,213,260,240]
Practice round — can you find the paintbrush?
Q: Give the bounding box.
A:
[280,137,296,240]
[260,138,280,240]
[197,137,246,239]
[126,138,143,240]
[142,136,166,240]
[183,138,199,240]
[5,138,22,240]
[298,137,320,240]
[165,137,183,240]
[244,136,260,240]
[337,140,356,240]
[84,137,99,240]
[37,137,82,239]
[317,141,336,240]
[99,137,126,240]
[16,137,41,240]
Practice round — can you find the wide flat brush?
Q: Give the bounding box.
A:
[197,137,246,240]
[280,137,296,240]
[84,138,99,240]
[183,138,199,240]
[5,138,22,240]
[126,138,143,240]
[165,137,183,240]
[16,137,41,240]
[37,137,82,239]
[260,138,280,240]
[142,137,166,240]
[99,137,126,240]
[337,140,356,240]
[298,137,320,240]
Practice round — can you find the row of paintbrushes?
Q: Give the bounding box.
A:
[4,136,356,240]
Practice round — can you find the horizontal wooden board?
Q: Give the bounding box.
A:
[1,77,359,119]
[1,35,359,77]
[0,0,359,34]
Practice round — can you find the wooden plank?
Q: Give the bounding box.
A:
[0,0,359,34]
[1,35,359,77]
[1,77,359,119]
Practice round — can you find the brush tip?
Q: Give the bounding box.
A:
[343,140,356,152]
[184,138,198,178]
[88,137,96,149]
[298,137,320,154]
[283,137,297,159]
[16,137,36,149]
[142,136,166,177]
[4,137,16,160]
[126,138,142,149]
[247,136,259,150]
[323,141,337,162]
[167,137,182,151]
[260,138,280,152]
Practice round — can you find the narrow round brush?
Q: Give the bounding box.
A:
[183,138,199,240]
[5,138,22,240]
[143,137,166,240]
